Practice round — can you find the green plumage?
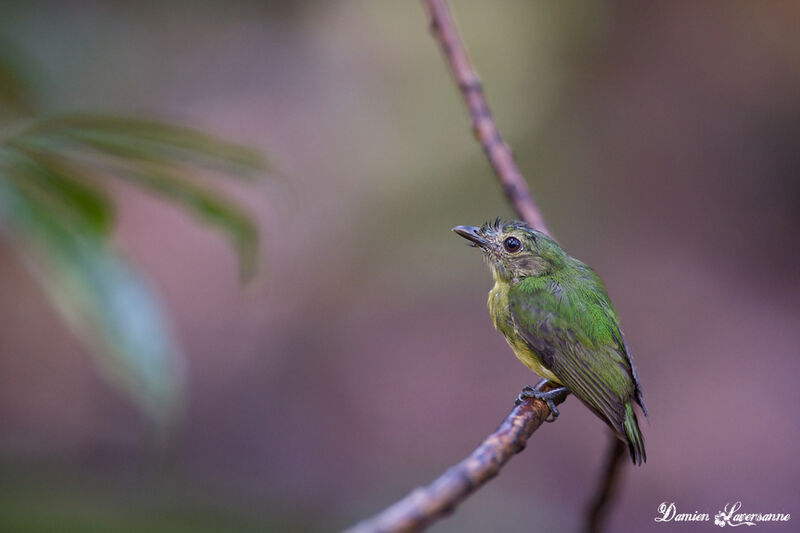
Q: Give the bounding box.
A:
[454,219,647,465]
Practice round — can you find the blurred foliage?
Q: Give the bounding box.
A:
[0,37,269,434]
[0,35,41,116]
[0,463,315,533]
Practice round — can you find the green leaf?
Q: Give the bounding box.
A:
[0,173,184,433]
[13,114,268,279]
[0,109,271,431]
[23,114,269,178]
[1,141,114,237]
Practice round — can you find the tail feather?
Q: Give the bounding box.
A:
[623,402,646,465]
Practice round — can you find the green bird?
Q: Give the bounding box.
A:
[453,218,647,465]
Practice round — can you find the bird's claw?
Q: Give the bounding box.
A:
[515,381,569,422]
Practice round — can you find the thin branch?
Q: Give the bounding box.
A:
[422,0,550,236]
[345,386,562,533]
[422,3,627,531]
[346,1,626,532]
[585,438,627,533]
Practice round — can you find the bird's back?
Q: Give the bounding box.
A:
[501,260,647,463]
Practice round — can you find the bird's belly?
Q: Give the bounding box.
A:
[507,338,561,384]
[488,280,562,385]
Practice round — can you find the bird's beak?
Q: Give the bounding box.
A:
[452,225,489,248]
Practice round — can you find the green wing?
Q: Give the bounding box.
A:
[508,270,646,433]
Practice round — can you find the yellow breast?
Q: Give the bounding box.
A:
[487,279,561,385]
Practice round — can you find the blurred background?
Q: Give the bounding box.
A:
[1,1,799,531]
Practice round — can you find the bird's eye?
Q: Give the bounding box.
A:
[503,236,521,253]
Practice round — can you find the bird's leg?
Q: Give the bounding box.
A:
[514,381,569,422]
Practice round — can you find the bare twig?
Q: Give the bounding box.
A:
[345,385,562,533]
[422,0,550,236]
[585,438,627,533]
[346,1,627,532]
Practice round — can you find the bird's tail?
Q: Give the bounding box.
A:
[623,402,646,466]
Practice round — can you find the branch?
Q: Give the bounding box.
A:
[346,1,626,531]
[344,386,562,533]
[422,0,550,236]
[585,438,627,533]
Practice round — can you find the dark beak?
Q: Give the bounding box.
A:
[452,225,489,247]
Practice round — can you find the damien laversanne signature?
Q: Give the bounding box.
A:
[655,501,791,527]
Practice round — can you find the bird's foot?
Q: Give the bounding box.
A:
[513,378,550,406]
[514,381,569,422]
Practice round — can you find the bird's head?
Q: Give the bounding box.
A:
[453,218,565,283]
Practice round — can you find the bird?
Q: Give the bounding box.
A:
[453,218,647,465]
